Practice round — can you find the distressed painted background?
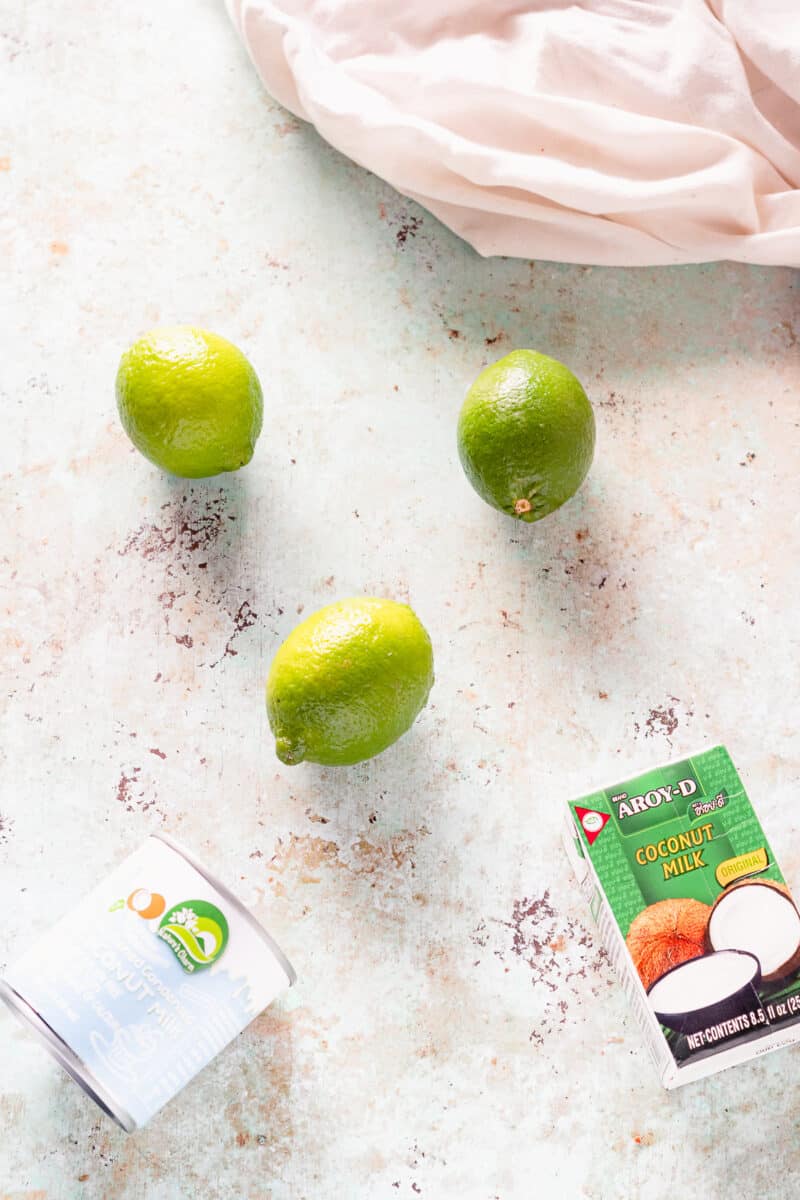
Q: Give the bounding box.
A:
[1,2,799,1198]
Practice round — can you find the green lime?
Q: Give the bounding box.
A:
[116,326,263,478]
[266,597,434,766]
[457,349,595,522]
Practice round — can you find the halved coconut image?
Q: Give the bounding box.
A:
[707,879,800,983]
[647,949,761,1035]
[126,888,166,920]
[626,897,711,991]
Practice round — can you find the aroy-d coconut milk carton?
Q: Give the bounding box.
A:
[563,745,800,1086]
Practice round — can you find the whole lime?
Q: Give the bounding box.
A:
[457,349,595,522]
[116,326,263,478]
[266,597,434,766]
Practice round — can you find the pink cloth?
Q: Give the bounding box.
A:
[227,0,800,266]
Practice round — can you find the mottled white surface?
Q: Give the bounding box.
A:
[1,2,799,1198]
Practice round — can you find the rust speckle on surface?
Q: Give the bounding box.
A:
[50,240,69,255]
[632,1131,656,1147]
[269,834,341,876]
[148,747,166,759]
[470,920,489,949]
[119,489,267,667]
[0,156,11,170]
[232,600,257,635]
[119,490,229,562]
[477,890,611,1043]
[395,215,422,246]
[643,701,681,739]
[115,767,159,815]
[116,767,141,811]
[776,319,797,347]
[352,831,422,873]
[266,828,428,895]
[212,599,258,666]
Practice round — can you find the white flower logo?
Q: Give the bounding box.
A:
[171,906,199,932]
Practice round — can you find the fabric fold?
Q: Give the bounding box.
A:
[228,0,800,266]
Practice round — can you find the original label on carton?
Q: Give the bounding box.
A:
[564,746,800,1086]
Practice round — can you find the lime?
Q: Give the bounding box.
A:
[116,326,263,478]
[457,349,595,522]
[266,597,434,766]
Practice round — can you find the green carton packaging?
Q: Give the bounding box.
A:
[563,745,800,1086]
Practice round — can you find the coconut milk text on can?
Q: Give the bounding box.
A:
[0,834,295,1131]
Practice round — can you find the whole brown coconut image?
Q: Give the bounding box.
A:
[626,897,711,991]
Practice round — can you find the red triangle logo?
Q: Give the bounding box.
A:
[575,806,611,846]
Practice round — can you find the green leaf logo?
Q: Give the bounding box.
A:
[157,899,229,973]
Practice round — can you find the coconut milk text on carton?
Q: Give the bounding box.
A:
[564,745,800,1086]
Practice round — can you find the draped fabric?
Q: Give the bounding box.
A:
[227,1,800,266]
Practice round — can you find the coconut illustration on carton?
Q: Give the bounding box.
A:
[706,879,800,983]
[647,950,762,1036]
[626,898,710,991]
[626,881,800,1036]
[567,747,800,1085]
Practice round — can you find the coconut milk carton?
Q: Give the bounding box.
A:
[563,745,800,1086]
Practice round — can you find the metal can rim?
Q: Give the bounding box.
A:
[151,832,297,988]
[0,978,137,1133]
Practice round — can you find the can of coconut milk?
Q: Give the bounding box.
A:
[0,833,295,1132]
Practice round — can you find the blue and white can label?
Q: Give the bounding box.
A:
[0,834,295,1131]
